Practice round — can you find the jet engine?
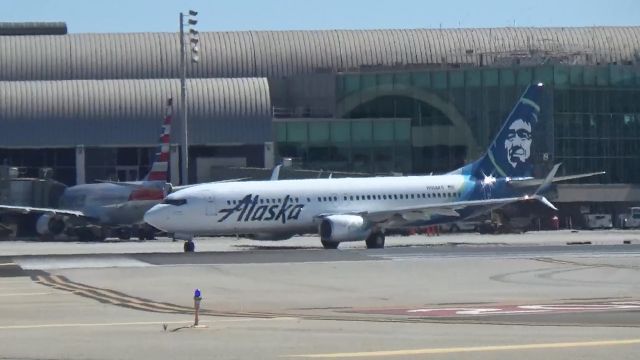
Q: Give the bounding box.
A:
[319,215,371,243]
[36,213,66,236]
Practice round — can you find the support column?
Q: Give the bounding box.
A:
[170,144,180,186]
[264,141,274,169]
[75,145,85,185]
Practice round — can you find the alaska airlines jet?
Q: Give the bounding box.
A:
[144,84,603,249]
[0,99,175,241]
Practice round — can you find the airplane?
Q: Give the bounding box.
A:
[0,99,175,241]
[144,83,604,250]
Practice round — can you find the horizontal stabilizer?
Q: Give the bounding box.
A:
[509,171,606,188]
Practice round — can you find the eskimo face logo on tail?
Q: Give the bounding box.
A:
[504,118,533,169]
[490,92,540,178]
[218,194,304,224]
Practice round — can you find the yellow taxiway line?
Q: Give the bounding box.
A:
[287,338,640,358]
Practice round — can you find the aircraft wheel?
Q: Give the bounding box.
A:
[321,240,339,249]
[183,240,195,252]
[77,229,95,242]
[117,228,131,240]
[365,232,385,249]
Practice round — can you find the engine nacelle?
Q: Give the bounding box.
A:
[36,213,66,236]
[319,215,371,243]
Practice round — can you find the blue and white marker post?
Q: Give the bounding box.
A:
[193,288,202,327]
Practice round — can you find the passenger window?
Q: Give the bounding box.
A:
[334,196,338,201]
[317,197,322,202]
[394,195,398,199]
[411,194,415,199]
[350,196,354,201]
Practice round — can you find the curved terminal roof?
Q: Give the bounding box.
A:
[0,78,271,147]
[0,27,639,80]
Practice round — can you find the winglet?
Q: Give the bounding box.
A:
[534,163,561,196]
[270,164,282,181]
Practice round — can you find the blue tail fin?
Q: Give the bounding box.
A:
[452,83,543,179]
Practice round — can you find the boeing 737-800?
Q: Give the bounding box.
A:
[144,84,603,249]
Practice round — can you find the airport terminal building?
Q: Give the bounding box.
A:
[1,23,640,222]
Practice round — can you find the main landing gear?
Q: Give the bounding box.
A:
[321,240,339,249]
[365,231,385,249]
[183,239,195,252]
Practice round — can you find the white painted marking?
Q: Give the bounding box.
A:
[15,256,152,270]
[0,292,53,297]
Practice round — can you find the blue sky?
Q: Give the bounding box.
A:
[4,0,639,33]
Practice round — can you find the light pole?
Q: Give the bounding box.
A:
[179,10,199,185]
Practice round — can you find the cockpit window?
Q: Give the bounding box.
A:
[163,198,187,206]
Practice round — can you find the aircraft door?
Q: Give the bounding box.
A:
[205,196,217,216]
[341,193,353,211]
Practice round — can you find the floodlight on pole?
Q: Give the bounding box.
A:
[179,9,199,185]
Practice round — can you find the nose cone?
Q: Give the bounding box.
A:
[144,204,168,231]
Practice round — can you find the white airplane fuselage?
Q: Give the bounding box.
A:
[145,174,472,237]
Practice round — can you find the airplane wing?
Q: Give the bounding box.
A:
[0,205,85,217]
[359,194,556,226]
[93,180,146,187]
[170,177,252,192]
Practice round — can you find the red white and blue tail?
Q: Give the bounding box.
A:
[144,98,173,181]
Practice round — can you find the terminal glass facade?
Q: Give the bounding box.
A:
[275,119,412,174]
[330,65,640,182]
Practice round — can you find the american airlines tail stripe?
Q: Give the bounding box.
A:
[150,163,168,172]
